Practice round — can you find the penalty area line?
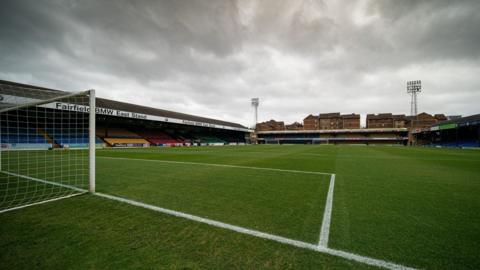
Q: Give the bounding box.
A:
[319,173,335,247]
[98,156,333,176]
[94,191,415,270]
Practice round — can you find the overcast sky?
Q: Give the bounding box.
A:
[1,0,479,127]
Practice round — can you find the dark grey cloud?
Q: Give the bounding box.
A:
[1,0,479,127]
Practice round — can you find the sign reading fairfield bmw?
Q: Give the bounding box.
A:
[0,93,250,132]
[44,102,249,132]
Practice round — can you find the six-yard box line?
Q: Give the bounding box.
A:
[1,156,416,270]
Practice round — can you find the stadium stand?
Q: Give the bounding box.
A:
[414,114,480,148]
[196,135,226,145]
[96,127,150,147]
[103,138,149,147]
[1,119,103,149]
[45,127,103,148]
[257,111,457,145]
[1,79,250,148]
[135,129,182,146]
[256,128,409,145]
[93,120,246,147]
[0,126,50,149]
[96,127,141,138]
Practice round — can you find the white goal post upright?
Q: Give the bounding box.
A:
[89,89,95,193]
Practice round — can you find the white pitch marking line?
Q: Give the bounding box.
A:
[94,192,416,270]
[322,247,416,270]
[98,156,333,176]
[319,173,335,247]
[1,171,87,193]
[0,193,85,214]
[1,170,416,269]
[0,171,87,214]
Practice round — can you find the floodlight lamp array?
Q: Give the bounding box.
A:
[407,80,422,93]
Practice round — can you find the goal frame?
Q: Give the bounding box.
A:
[0,89,96,194]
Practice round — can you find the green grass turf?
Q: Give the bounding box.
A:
[96,157,331,243]
[0,195,372,270]
[0,149,88,211]
[1,145,480,269]
[0,174,78,209]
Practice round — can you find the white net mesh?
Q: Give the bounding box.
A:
[0,89,92,212]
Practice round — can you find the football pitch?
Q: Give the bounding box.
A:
[1,145,480,269]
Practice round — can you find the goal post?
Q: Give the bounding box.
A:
[0,88,96,213]
[89,89,95,193]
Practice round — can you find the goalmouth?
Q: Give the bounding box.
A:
[0,88,96,213]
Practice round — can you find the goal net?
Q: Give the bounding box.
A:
[0,86,95,213]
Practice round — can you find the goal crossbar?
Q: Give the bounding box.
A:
[0,90,92,114]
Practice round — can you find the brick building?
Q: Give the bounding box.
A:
[259,112,448,132]
[304,113,360,130]
[341,114,361,129]
[303,114,319,130]
[410,112,438,128]
[319,113,342,130]
[286,122,303,130]
[366,113,394,128]
[434,114,448,122]
[367,113,446,129]
[393,114,407,128]
[256,120,285,131]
